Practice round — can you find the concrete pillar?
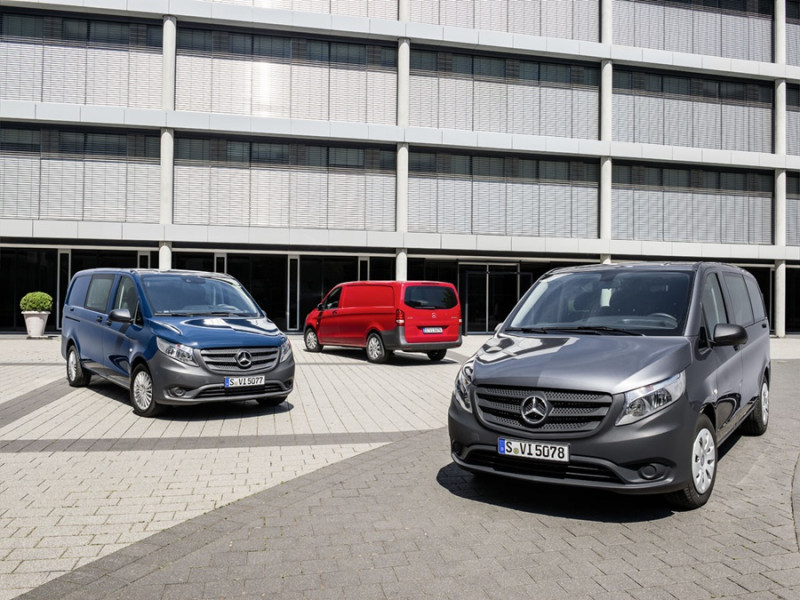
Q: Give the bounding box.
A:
[600,60,612,143]
[396,248,408,281]
[776,169,787,247]
[397,38,410,127]
[601,0,612,45]
[599,156,612,241]
[160,128,174,226]
[776,0,786,65]
[397,143,409,236]
[159,242,172,271]
[162,16,176,111]
[159,16,177,273]
[600,254,612,264]
[776,79,786,156]
[398,0,410,21]
[775,260,786,337]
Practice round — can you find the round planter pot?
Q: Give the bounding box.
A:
[22,311,50,338]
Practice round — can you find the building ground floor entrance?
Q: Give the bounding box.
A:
[0,245,787,336]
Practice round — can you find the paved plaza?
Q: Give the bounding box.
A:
[1,334,800,599]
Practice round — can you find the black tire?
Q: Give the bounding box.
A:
[741,376,769,436]
[66,345,91,387]
[130,364,162,417]
[304,328,322,352]
[667,414,717,510]
[365,332,387,364]
[427,350,447,362]
[256,396,287,408]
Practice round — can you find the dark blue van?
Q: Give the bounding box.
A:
[61,269,294,417]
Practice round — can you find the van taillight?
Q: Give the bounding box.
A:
[396,309,405,325]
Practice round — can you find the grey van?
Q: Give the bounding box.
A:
[61,269,294,417]
[448,262,770,509]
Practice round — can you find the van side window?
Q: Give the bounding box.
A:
[65,274,91,307]
[113,276,140,323]
[323,287,341,310]
[701,274,728,336]
[722,272,754,326]
[85,274,116,313]
[744,276,767,322]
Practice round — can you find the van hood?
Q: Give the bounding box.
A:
[473,333,693,395]
[150,316,285,348]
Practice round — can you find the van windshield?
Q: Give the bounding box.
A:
[142,274,261,317]
[404,285,458,310]
[506,270,692,336]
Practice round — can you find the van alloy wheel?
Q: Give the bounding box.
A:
[366,333,387,363]
[304,328,322,352]
[668,414,717,510]
[131,365,162,417]
[66,345,90,387]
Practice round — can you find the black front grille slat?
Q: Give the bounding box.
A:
[475,385,612,435]
[467,450,621,484]
[195,382,284,399]
[199,347,280,373]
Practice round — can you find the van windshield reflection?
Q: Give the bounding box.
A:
[142,274,261,317]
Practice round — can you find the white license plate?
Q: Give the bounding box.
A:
[422,327,443,334]
[498,438,569,463]
[225,375,265,388]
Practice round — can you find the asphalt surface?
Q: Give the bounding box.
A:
[2,335,800,599]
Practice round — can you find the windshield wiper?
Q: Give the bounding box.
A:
[541,326,644,336]
[504,326,550,334]
[154,311,192,316]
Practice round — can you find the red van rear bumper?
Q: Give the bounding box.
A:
[382,327,462,352]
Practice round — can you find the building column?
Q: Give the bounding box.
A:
[397,38,410,127]
[600,156,612,242]
[601,0,613,45]
[775,260,786,337]
[775,168,787,337]
[600,60,612,143]
[776,0,786,66]
[398,0,410,21]
[162,16,177,111]
[396,248,408,281]
[159,16,177,272]
[159,242,172,271]
[396,143,409,280]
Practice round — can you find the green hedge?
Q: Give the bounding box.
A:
[20,292,53,312]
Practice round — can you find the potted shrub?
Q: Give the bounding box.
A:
[20,292,53,338]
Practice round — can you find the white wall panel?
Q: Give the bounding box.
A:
[508,84,538,136]
[509,0,540,36]
[328,172,366,229]
[40,160,83,220]
[789,23,800,66]
[291,64,329,121]
[664,98,692,147]
[367,0,398,19]
[635,95,663,145]
[613,93,635,142]
[572,89,598,140]
[291,170,327,228]
[84,161,126,221]
[0,41,43,101]
[126,163,160,223]
[634,190,662,240]
[410,75,438,127]
[749,107,772,153]
[693,102,721,150]
[572,185,597,238]
[176,55,212,112]
[635,1,664,50]
[213,58,252,115]
[330,68,367,123]
[789,198,800,245]
[365,174,395,231]
[438,78,473,130]
[613,0,636,47]
[441,0,473,28]
[408,177,438,233]
[366,71,396,125]
[410,0,439,24]
[573,0,600,42]
[693,193,721,243]
[541,0,571,39]
[721,104,749,152]
[475,0,508,32]
[472,180,505,235]
[129,51,161,110]
[331,0,368,16]
[788,112,800,156]
[437,178,471,234]
[87,48,129,107]
[693,10,720,57]
[250,168,290,227]
[252,61,291,118]
[663,191,692,242]
[663,4,692,53]
[612,188,634,239]
[540,87,570,137]
[749,17,772,62]
[507,182,539,236]
[0,156,40,218]
[43,45,86,104]
[539,183,571,237]
[721,194,748,244]
[474,80,506,133]
[749,196,771,244]
[721,13,749,61]
[174,165,211,224]
[210,167,251,225]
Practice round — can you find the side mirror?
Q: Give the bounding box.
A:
[713,323,747,347]
[317,303,324,311]
[109,308,132,323]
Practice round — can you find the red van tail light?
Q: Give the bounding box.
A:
[395,309,405,325]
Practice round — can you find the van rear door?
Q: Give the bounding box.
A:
[401,283,461,344]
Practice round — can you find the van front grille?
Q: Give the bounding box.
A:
[199,347,279,373]
[465,450,621,484]
[475,386,612,435]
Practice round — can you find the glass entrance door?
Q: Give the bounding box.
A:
[461,265,533,333]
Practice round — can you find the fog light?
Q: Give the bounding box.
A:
[169,386,186,397]
[638,464,665,481]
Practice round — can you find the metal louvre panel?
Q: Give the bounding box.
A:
[255,0,293,8]
[539,183,571,237]
[330,67,367,123]
[331,0,368,16]
[692,101,721,150]
[693,192,721,243]
[749,196,771,244]
[613,93,635,142]
[541,0,571,39]
[210,167,251,226]
[126,162,159,223]
[788,198,800,245]
[507,182,539,236]
[612,187,634,239]
[663,3,692,53]
[439,77,473,130]
[612,0,636,46]
[475,0,508,32]
[749,107,772,153]
[291,169,327,228]
[634,189,662,241]
[635,1,664,50]
[328,171,366,229]
[635,95,663,145]
[410,0,439,24]
[508,83,538,136]
[788,112,800,156]
[367,0,398,19]
[84,161,126,221]
[540,87,571,138]
[365,174,396,231]
[508,0,540,36]
[410,75,438,127]
[213,57,251,115]
[720,194,748,244]
[0,156,40,218]
[1,41,43,101]
[721,13,749,61]
[664,98,692,147]
[437,178,471,234]
[129,50,161,109]
[43,45,86,104]
[573,0,600,42]
[173,165,211,224]
[663,191,692,242]
[721,104,749,152]
[252,61,291,118]
[474,80,507,133]
[692,9,720,57]
[294,0,326,12]
[291,64,329,121]
[471,180,506,235]
[408,176,438,233]
[366,70,396,125]
[788,23,800,66]
[40,159,83,220]
[176,55,212,112]
[250,167,290,227]
[572,185,598,238]
[749,17,771,62]
[86,47,128,107]
[441,0,473,27]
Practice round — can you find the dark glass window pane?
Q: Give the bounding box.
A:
[89,21,129,44]
[2,14,43,38]
[252,143,290,165]
[254,35,291,59]
[410,50,437,72]
[86,133,127,157]
[62,19,88,41]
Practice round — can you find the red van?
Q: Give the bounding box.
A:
[303,280,462,363]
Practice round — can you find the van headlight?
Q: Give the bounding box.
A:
[617,372,685,426]
[279,338,293,363]
[156,337,197,366]
[453,359,475,413]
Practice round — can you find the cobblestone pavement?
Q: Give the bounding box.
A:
[2,335,800,599]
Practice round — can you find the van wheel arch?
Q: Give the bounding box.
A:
[304,327,323,352]
[365,331,388,364]
[66,342,91,387]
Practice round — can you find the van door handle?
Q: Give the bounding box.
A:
[96,315,103,323]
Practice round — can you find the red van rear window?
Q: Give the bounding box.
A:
[403,285,458,310]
